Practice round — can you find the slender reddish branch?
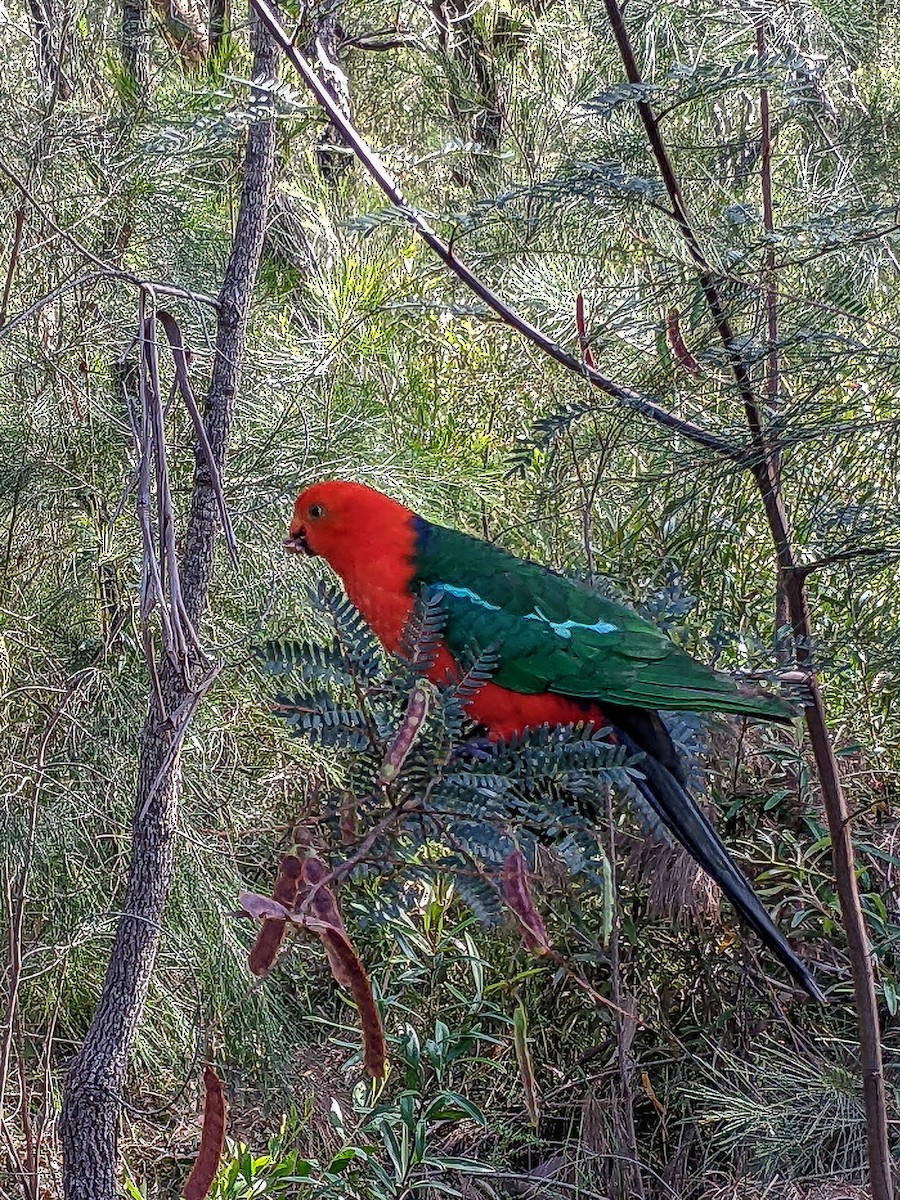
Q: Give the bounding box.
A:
[756,18,791,668]
[599,5,892,1196]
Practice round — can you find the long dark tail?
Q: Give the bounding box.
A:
[611,721,825,1003]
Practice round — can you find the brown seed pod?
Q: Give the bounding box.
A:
[377,679,436,784]
[239,873,387,1078]
[665,308,701,375]
[339,791,359,844]
[300,856,354,989]
[310,922,387,1078]
[248,854,303,977]
[182,1066,227,1200]
[501,848,551,955]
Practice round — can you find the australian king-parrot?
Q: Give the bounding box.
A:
[284,480,823,1001]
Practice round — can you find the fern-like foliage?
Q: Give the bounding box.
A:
[256,584,677,926]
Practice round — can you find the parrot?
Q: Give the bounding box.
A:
[284,479,823,1001]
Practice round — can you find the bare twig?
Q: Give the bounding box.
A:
[788,546,900,580]
[0,203,27,329]
[756,17,791,670]
[605,787,646,1200]
[0,271,219,343]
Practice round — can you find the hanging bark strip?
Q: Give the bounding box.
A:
[182,1067,227,1200]
[58,14,278,1199]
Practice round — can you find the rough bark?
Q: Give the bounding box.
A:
[209,0,227,54]
[26,0,74,99]
[122,0,151,95]
[57,15,277,1200]
[432,0,503,184]
[152,0,210,66]
[311,10,353,185]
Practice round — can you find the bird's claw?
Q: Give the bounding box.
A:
[451,736,496,763]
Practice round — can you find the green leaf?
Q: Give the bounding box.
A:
[424,1091,487,1126]
[882,976,898,1017]
[381,1123,406,1179]
[420,1155,496,1174]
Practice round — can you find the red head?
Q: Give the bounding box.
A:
[285,480,416,585]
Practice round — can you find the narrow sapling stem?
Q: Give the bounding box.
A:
[598,5,893,1195]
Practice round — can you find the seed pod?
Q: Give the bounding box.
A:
[239,890,290,921]
[239,873,388,1078]
[666,308,701,375]
[339,791,358,844]
[248,855,303,977]
[310,921,387,1078]
[501,848,551,955]
[182,1066,227,1200]
[377,679,436,784]
[300,856,353,989]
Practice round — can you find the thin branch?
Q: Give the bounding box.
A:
[0,166,221,331]
[0,203,27,328]
[250,0,749,466]
[0,270,220,343]
[598,6,894,1198]
[600,1,771,457]
[156,311,239,567]
[788,546,900,580]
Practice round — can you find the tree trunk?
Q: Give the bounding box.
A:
[122,0,151,95]
[311,9,353,185]
[152,0,211,66]
[58,14,277,1199]
[26,0,74,99]
[209,0,227,54]
[432,0,503,185]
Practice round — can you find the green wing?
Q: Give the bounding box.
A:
[410,518,795,723]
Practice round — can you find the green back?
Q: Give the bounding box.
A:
[410,518,795,723]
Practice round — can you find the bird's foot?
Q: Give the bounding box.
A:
[451,735,497,763]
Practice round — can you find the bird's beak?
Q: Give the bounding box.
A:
[283,528,314,556]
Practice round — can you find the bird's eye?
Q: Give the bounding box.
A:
[308,503,325,520]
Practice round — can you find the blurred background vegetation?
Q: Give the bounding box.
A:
[0,0,897,1196]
